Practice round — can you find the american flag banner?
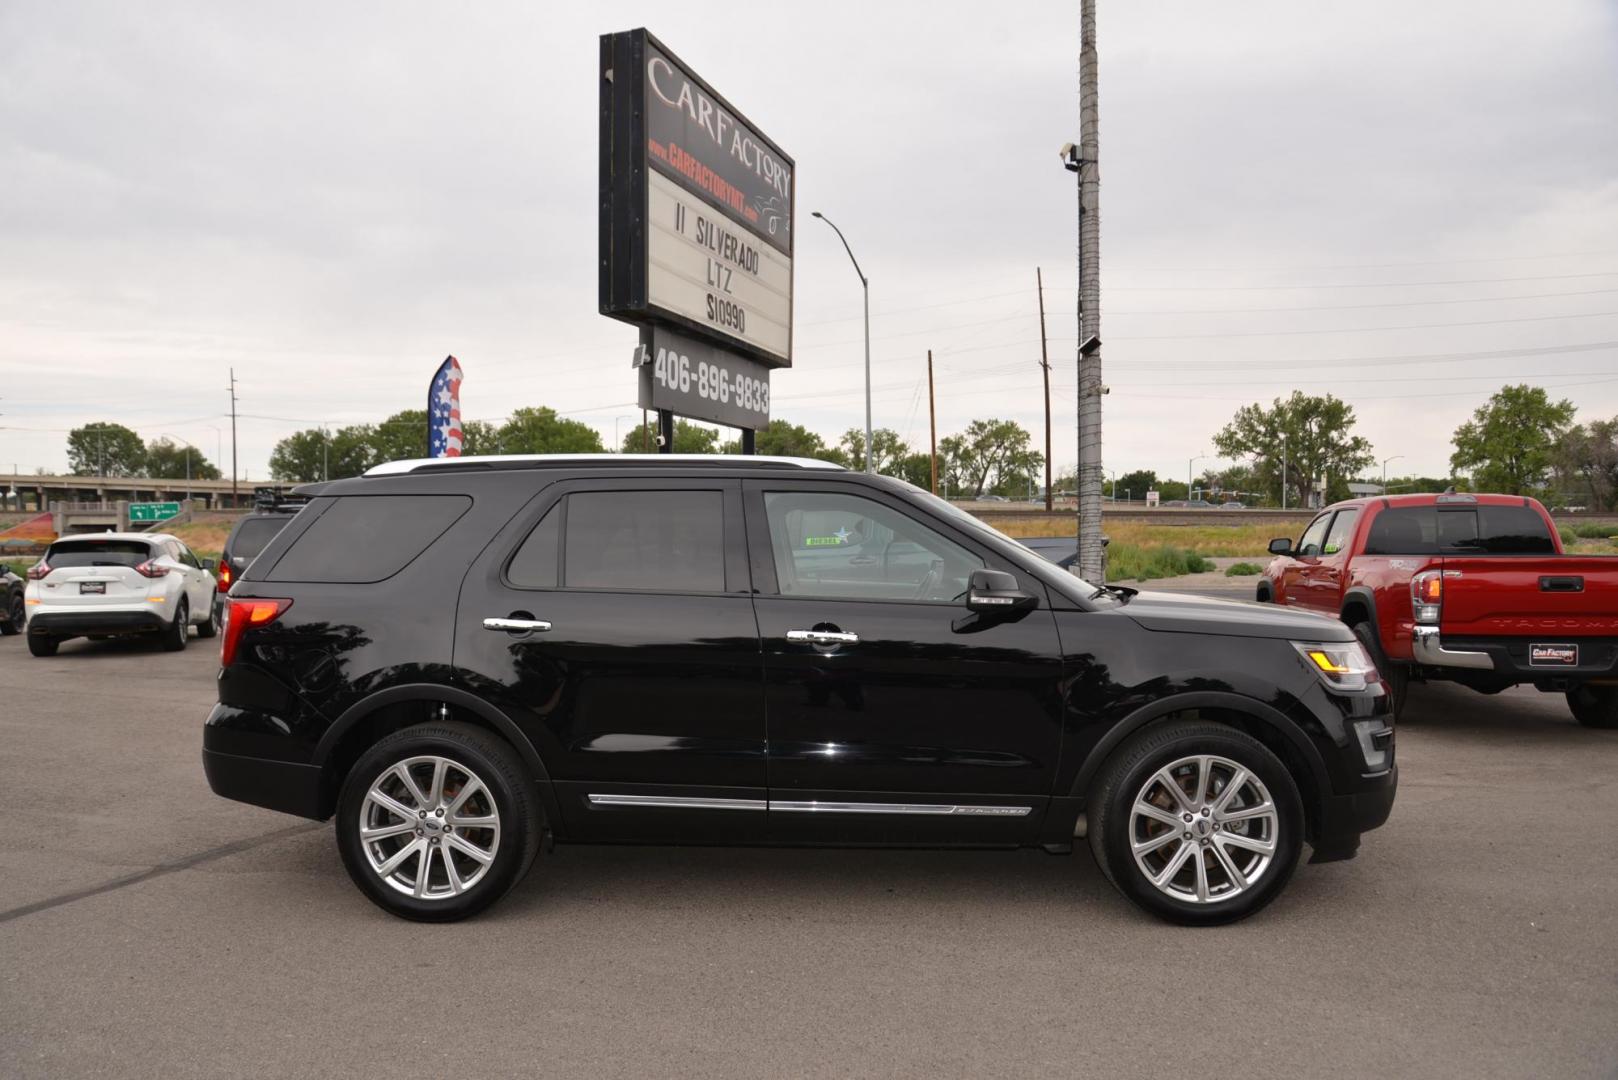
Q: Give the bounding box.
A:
[427,356,464,457]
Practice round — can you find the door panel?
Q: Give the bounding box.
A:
[454,478,766,843]
[745,480,1064,845]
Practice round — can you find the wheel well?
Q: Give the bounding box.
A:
[320,698,529,814]
[1255,581,1272,600]
[1089,707,1324,844]
[1340,599,1371,630]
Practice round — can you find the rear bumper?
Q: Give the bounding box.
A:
[1411,626,1494,669]
[203,745,327,820]
[28,609,166,638]
[1415,630,1618,683]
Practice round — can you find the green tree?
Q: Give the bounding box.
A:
[1551,418,1618,510]
[1114,469,1158,502]
[894,451,934,490]
[1450,385,1577,495]
[1213,392,1374,506]
[1381,475,1456,496]
[267,425,376,482]
[943,419,1042,497]
[837,428,910,475]
[499,407,605,455]
[67,422,146,477]
[620,419,719,454]
[719,418,848,465]
[371,409,497,462]
[144,438,221,481]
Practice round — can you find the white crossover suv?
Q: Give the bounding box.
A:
[24,532,218,657]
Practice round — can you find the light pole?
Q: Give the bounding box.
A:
[1189,453,1208,503]
[811,211,872,473]
[160,433,198,500]
[1381,454,1403,491]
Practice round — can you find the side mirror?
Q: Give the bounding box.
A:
[1268,538,1293,556]
[201,559,216,571]
[965,568,1037,614]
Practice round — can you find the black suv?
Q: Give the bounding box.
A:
[204,455,1396,925]
[213,487,309,627]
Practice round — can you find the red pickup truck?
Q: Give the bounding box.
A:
[1257,492,1618,727]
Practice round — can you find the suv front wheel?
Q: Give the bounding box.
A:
[1088,720,1304,926]
[336,720,542,921]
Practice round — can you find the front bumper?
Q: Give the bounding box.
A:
[1310,763,1398,863]
[28,609,166,638]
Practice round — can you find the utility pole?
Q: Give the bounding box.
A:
[1037,268,1053,513]
[927,349,939,495]
[1073,0,1104,582]
[227,368,239,507]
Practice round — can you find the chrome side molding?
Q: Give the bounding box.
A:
[1410,625,1494,670]
[585,795,1032,817]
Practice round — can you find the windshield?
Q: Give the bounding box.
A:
[45,539,153,568]
[894,481,1108,605]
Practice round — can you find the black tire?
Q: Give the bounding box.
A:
[1353,621,1407,719]
[1255,583,1271,603]
[162,599,189,652]
[1566,685,1618,730]
[335,720,542,922]
[1,592,23,636]
[1088,719,1304,926]
[195,593,219,638]
[27,634,58,657]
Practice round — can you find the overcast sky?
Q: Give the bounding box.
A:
[3,0,1616,486]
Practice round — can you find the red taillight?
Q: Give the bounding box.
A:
[26,561,50,580]
[134,559,169,580]
[218,560,233,588]
[220,598,292,668]
[1411,570,1443,624]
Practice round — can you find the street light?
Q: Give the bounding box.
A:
[811,210,872,473]
[159,433,198,500]
[1381,454,1403,490]
[1189,453,1209,503]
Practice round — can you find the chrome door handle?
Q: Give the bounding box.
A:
[786,629,859,645]
[483,617,552,633]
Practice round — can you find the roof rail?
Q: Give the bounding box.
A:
[363,454,848,477]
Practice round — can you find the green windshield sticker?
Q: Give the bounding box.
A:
[804,536,845,547]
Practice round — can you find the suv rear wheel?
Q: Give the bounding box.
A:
[336,720,541,921]
[1088,720,1303,926]
[1566,685,1618,729]
[1,592,23,635]
[28,634,57,657]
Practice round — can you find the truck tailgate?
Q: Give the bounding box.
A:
[1440,558,1618,638]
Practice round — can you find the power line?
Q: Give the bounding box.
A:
[1108,309,1618,342]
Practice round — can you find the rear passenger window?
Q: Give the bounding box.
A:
[266,495,471,583]
[1322,509,1359,556]
[507,491,725,593]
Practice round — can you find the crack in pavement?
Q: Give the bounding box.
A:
[0,822,326,925]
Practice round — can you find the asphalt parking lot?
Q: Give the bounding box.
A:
[3,627,1616,1079]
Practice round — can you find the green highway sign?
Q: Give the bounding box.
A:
[129,502,181,523]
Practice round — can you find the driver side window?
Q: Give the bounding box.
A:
[763,490,983,602]
[1296,513,1332,557]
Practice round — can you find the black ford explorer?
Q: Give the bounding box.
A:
[204,455,1396,925]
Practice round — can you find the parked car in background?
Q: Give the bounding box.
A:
[24,533,217,656]
[214,487,310,627]
[1257,492,1618,727]
[1220,502,1247,510]
[205,454,1394,926]
[0,564,24,636]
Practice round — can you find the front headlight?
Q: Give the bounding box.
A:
[1292,640,1379,692]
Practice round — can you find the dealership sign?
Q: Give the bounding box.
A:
[600,29,794,375]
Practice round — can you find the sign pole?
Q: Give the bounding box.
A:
[740,429,756,455]
[657,409,674,454]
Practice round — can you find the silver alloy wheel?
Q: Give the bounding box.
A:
[1129,754,1279,904]
[360,755,502,901]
